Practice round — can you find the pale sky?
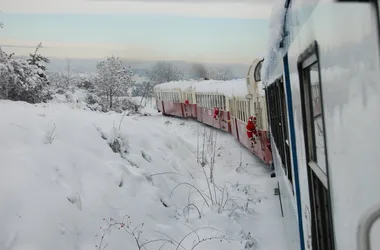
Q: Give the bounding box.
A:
[0,0,274,64]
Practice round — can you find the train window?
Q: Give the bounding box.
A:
[254,59,263,82]
[240,101,243,121]
[229,99,233,115]
[266,77,293,186]
[245,101,247,120]
[298,41,334,250]
[236,101,239,119]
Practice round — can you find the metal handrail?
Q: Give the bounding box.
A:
[357,203,380,250]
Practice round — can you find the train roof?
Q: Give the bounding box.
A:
[153,79,249,98]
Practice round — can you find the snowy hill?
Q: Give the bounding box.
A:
[0,100,286,250]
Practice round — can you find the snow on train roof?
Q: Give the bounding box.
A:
[154,79,249,97]
[261,3,287,86]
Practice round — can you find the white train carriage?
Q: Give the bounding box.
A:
[262,1,380,250]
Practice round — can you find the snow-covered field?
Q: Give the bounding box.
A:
[0,99,286,250]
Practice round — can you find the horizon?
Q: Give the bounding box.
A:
[40,57,253,77]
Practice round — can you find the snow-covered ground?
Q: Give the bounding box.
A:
[0,99,286,250]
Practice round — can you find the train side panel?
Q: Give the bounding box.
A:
[287,1,380,249]
[218,110,231,133]
[156,99,164,113]
[196,106,203,123]
[162,101,184,117]
[183,104,197,118]
[271,134,301,250]
[235,119,271,164]
[230,116,239,140]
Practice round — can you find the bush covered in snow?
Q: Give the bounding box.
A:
[0,46,52,103]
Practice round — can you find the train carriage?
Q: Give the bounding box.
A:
[153,74,272,165]
[262,1,380,250]
[154,82,193,118]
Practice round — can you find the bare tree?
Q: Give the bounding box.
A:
[148,61,184,85]
[64,58,73,88]
[95,56,134,110]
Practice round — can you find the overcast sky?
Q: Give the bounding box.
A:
[0,0,274,64]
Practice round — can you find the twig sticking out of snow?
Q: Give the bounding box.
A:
[95,215,235,250]
[44,121,56,144]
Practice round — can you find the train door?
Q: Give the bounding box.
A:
[298,42,334,250]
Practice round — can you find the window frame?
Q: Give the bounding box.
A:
[297,41,335,250]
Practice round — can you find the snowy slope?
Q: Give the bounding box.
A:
[0,100,286,250]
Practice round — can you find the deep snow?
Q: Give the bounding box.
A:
[0,99,286,250]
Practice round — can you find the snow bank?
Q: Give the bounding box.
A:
[154,79,248,97]
[0,100,286,250]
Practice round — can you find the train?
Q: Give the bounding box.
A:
[153,1,380,249]
[153,59,272,165]
[262,1,380,250]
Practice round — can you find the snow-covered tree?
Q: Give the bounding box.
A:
[148,61,183,84]
[27,42,50,85]
[207,68,233,81]
[0,47,51,103]
[95,56,134,110]
[131,81,154,99]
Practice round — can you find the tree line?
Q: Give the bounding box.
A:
[0,41,233,112]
